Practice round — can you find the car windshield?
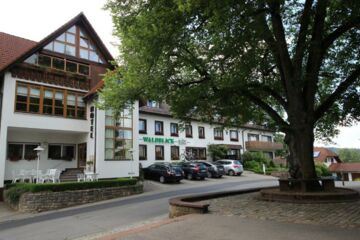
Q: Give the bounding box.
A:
[233,160,241,164]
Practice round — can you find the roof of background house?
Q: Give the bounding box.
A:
[0,32,37,73]
[329,163,360,173]
[313,147,341,163]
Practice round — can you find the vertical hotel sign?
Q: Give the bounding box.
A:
[142,137,174,144]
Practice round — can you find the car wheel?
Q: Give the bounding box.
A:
[200,177,205,180]
[218,175,223,178]
[176,180,181,183]
[187,174,193,180]
[228,170,235,176]
[159,176,165,183]
[237,172,242,176]
[207,172,212,178]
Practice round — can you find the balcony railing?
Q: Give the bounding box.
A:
[245,141,283,151]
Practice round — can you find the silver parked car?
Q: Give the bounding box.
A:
[215,159,243,176]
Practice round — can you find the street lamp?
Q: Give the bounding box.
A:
[34,145,44,183]
[128,148,134,179]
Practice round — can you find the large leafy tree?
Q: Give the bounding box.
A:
[102,0,360,184]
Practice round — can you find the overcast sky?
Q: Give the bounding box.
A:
[0,0,358,149]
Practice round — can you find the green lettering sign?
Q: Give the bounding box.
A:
[143,136,174,144]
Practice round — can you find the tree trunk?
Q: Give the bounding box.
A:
[285,122,321,191]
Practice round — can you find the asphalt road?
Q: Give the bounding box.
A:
[0,173,277,240]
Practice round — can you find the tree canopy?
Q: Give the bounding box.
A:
[102,0,360,181]
[337,148,360,162]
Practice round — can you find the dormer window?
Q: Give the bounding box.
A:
[43,25,104,63]
[147,100,159,108]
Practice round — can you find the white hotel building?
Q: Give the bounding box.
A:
[0,14,281,198]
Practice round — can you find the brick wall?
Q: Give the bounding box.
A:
[5,184,143,212]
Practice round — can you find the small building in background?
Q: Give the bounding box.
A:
[313,147,341,167]
[329,163,360,182]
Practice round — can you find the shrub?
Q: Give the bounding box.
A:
[315,164,332,177]
[5,178,138,205]
[208,144,228,160]
[242,151,271,168]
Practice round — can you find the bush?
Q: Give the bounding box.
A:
[315,164,331,177]
[5,178,138,205]
[242,152,270,165]
[208,144,228,160]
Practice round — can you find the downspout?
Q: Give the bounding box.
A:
[94,105,97,173]
[241,129,246,154]
[0,75,3,132]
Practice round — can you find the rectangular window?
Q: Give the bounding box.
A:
[24,144,38,160]
[38,54,51,67]
[105,108,133,160]
[15,83,85,119]
[262,135,272,142]
[48,144,75,161]
[66,61,78,73]
[78,64,89,75]
[230,130,239,141]
[185,125,192,138]
[52,57,65,70]
[198,126,205,139]
[185,147,207,160]
[155,145,164,160]
[248,133,259,141]
[48,145,62,159]
[170,123,178,136]
[171,146,180,160]
[139,145,147,160]
[7,143,23,161]
[214,128,224,140]
[7,143,39,161]
[62,145,75,160]
[139,119,147,134]
[155,121,164,135]
[147,100,159,108]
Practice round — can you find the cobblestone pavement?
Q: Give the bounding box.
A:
[206,192,360,229]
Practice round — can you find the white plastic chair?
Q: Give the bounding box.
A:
[77,173,85,182]
[12,170,21,183]
[48,169,61,183]
[21,170,32,183]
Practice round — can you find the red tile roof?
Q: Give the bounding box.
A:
[314,147,341,163]
[0,32,37,72]
[329,163,360,173]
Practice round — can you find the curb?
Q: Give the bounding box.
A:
[168,187,272,218]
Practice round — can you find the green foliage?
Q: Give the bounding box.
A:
[5,178,137,205]
[242,151,270,166]
[208,144,228,160]
[315,164,332,177]
[274,133,288,158]
[337,148,360,162]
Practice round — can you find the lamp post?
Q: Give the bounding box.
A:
[34,145,44,183]
[128,149,134,179]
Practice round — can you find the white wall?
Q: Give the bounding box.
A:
[0,73,90,186]
[95,102,139,178]
[4,129,88,180]
[138,113,272,167]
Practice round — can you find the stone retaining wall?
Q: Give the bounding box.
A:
[6,184,143,212]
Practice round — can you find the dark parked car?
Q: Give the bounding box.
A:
[194,161,225,178]
[178,162,208,180]
[143,163,184,183]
